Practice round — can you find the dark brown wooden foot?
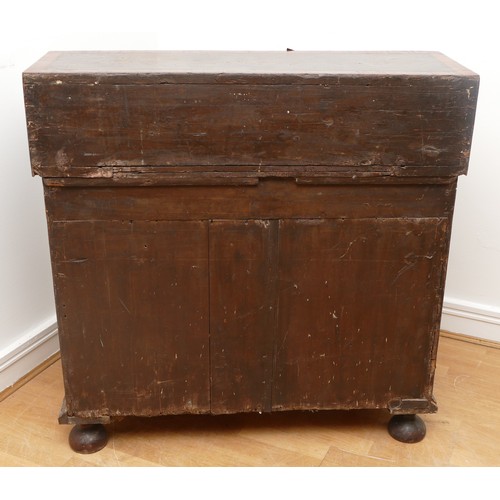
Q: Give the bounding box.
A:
[388,414,426,443]
[69,424,108,454]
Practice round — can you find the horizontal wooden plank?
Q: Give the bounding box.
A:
[38,164,466,186]
[25,76,478,172]
[43,179,457,221]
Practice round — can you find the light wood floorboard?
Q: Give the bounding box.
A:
[1,335,499,466]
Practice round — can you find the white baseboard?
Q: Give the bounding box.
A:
[0,316,59,393]
[441,297,500,344]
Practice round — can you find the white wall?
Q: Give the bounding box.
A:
[1,0,499,389]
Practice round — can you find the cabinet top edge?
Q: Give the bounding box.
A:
[23,51,478,81]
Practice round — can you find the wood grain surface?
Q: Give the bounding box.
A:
[45,179,453,418]
[23,51,478,432]
[24,51,478,174]
[50,220,211,417]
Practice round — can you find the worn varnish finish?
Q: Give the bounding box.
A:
[210,220,279,414]
[24,51,478,172]
[25,80,475,170]
[23,51,478,450]
[51,220,211,417]
[273,217,449,411]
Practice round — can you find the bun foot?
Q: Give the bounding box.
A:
[69,424,108,454]
[388,414,426,443]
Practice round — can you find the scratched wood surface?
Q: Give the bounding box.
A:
[273,217,448,411]
[23,51,478,431]
[43,181,457,221]
[44,177,455,419]
[210,220,279,414]
[50,220,211,416]
[1,335,500,466]
[23,51,478,174]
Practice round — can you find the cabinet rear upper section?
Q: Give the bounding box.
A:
[23,51,479,177]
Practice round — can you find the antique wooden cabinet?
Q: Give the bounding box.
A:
[23,51,478,453]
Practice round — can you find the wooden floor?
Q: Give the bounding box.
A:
[1,334,500,466]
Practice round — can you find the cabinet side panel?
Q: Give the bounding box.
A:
[273,217,449,411]
[209,220,278,413]
[50,219,210,417]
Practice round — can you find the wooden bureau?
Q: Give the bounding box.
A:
[23,51,479,453]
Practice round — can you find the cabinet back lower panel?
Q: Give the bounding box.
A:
[46,180,450,418]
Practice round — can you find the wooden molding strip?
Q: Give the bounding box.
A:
[0,351,60,403]
[440,330,500,350]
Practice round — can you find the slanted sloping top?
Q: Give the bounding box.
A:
[24,51,476,84]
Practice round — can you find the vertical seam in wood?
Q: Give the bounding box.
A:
[427,180,457,396]
[270,219,281,412]
[207,219,212,413]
